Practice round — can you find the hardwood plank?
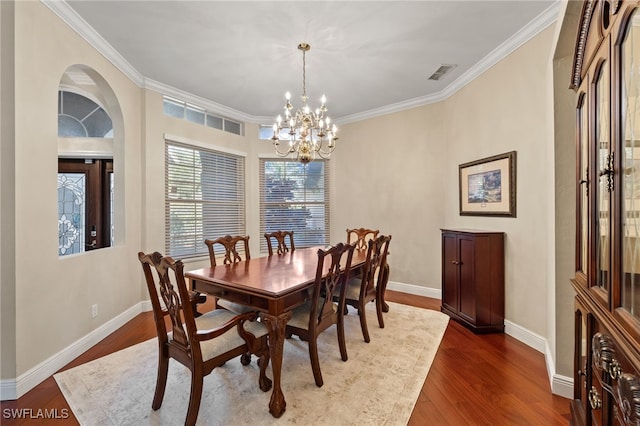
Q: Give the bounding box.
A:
[0,291,571,425]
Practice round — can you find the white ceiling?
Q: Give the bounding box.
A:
[55,1,558,124]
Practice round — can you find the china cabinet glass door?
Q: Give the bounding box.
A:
[620,9,640,321]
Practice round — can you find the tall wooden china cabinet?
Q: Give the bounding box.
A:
[570,1,640,425]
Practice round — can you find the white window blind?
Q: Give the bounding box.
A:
[166,141,245,258]
[259,159,330,253]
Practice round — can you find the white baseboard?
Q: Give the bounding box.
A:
[0,379,16,400]
[389,281,574,398]
[386,280,441,299]
[552,373,574,399]
[504,319,546,353]
[1,302,145,401]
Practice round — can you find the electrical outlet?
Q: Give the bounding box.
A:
[91,304,98,318]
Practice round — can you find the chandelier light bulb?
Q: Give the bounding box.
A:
[285,92,291,100]
[321,95,326,104]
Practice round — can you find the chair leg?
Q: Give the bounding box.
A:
[240,353,251,365]
[257,345,273,392]
[152,353,169,410]
[337,311,349,361]
[308,338,324,387]
[185,372,204,426]
[358,306,371,343]
[375,297,385,329]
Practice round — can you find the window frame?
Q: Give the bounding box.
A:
[165,138,246,259]
[259,157,330,254]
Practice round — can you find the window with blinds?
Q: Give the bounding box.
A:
[166,140,245,258]
[259,159,330,253]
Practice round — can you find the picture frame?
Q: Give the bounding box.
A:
[459,151,516,217]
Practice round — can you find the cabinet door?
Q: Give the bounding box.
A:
[618,7,640,338]
[458,235,476,323]
[442,233,459,312]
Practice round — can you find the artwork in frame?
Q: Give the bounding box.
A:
[459,151,516,217]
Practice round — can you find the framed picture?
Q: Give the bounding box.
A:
[459,151,516,217]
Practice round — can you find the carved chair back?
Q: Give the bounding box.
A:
[346,228,380,251]
[204,234,251,267]
[139,251,194,349]
[360,235,392,297]
[264,230,295,255]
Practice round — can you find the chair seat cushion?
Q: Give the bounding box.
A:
[344,278,362,300]
[287,297,337,330]
[170,309,267,362]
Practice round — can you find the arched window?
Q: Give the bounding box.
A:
[58,90,112,137]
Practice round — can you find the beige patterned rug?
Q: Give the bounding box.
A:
[54,302,448,425]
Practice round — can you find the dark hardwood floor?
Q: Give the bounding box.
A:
[1,290,571,425]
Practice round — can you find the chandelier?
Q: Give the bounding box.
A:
[272,43,338,164]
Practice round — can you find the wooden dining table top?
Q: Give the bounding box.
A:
[186,245,368,298]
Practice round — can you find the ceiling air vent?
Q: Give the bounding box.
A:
[428,64,457,81]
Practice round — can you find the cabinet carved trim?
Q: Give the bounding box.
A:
[617,373,640,424]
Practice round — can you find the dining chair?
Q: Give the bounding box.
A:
[341,234,392,343]
[204,234,251,266]
[138,251,271,426]
[285,242,356,387]
[346,228,379,251]
[264,230,295,255]
[204,235,255,315]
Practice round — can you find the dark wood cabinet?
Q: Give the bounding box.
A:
[570,2,640,425]
[441,229,504,333]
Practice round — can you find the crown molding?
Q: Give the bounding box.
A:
[338,0,561,125]
[43,0,561,126]
[41,0,144,87]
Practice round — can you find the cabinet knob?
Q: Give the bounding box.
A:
[588,386,602,410]
[609,358,622,380]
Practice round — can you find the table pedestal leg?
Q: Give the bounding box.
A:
[261,311,291,418]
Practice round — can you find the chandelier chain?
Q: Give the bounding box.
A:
[302,48,307,99]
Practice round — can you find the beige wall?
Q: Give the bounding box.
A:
[1,0,17,383]
[337,26,558,339]
[1,1,577,395]
[10,2,143,377]
[333,104,446,287]
[443,26,556,337]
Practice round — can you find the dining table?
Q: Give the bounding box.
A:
[185,246,372,418]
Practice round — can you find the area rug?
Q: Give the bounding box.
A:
[54,302,449,425]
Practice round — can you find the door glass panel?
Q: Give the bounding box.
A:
[595,61,611,292]
[621,9,640,319]
[58,173,86,256]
